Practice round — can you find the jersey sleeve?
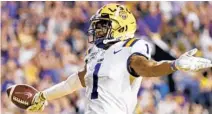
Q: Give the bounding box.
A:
[130,39,152,60]
[126,39,152,77]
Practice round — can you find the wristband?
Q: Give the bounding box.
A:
[171,61,177,71]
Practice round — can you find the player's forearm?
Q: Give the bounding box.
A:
[149,60,175,77]
[130,55,176,77]
[42,72,83,101]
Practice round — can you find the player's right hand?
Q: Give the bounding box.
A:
[27,92,48,112]
[174,48,212,72]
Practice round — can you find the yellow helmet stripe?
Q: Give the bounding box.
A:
[123,38,139,47]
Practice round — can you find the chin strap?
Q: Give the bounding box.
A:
[95,38,119,49]
[103,38,120,44]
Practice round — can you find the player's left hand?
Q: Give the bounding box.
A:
[174,48,212,72]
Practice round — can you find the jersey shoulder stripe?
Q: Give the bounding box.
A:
[122,38,139,47]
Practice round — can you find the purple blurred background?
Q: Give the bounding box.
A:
[1,1,212,114]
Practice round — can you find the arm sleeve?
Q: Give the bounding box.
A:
[43,72,83,101]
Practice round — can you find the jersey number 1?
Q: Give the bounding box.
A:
[91,63,101,99]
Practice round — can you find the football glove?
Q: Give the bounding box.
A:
[173,48,212,72]
[27,92,48,112]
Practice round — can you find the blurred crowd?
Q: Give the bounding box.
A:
[1,1,212,114]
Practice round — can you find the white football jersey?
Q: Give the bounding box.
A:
[84,38,151,114]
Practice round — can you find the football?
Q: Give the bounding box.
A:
[6,84,38,109]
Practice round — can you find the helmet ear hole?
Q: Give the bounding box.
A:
[118,27,125,33]
[118,25,128,33]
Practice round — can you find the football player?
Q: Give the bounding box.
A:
[27,4,212,114]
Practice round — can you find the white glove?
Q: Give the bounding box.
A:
[27,92,48,112]
[173,48,212,72]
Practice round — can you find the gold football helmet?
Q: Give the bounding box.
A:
[88,3,136,47]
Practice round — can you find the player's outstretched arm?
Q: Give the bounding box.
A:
[43,67,86,101]
[130,55,174,77]
[27,66,86,112]
[130,49,212,77]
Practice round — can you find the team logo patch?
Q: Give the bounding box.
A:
[119,11,128,20]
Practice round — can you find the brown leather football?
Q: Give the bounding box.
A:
[7,84,38,109]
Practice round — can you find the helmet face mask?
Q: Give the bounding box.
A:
[88,19,113,44]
